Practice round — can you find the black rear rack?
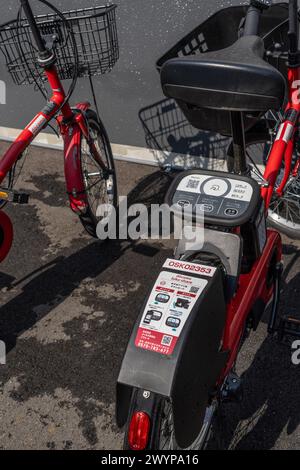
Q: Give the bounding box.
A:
[156,3,296,82]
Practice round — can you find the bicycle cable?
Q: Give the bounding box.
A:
[14,1,103,182]
[88,74,101,126]
[16,6,48,100]
[16,0,79,117]
[12,1,80,185]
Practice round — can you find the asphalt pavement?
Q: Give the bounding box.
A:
[0,142,299,450]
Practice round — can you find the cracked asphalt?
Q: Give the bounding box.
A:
[0,142,299,450]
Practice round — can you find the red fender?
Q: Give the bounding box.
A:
[0,210,13,263]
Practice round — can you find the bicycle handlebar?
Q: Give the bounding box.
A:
[288,0,299,55]
[20,0,47,55]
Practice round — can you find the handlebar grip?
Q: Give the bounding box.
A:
[243,6,261,36]
[288,0,299,54]
[21,0,47,54]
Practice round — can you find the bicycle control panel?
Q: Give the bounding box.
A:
[166,170,262,227]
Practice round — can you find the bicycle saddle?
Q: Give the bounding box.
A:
[161,35,286,113]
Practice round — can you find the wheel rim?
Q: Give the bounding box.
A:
[245,140,300,232]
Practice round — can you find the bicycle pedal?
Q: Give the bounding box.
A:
[12,192,29,204]
[221,372,243,403]
[0,189,29,205]
[278,315,300,341]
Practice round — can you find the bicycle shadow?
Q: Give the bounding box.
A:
[139,98,229,169]
[0,167,176,446]
[1,159,299,448]
[222,242,300,450]
[0,168,173,354]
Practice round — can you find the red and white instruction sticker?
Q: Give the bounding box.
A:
[135,260,209,355]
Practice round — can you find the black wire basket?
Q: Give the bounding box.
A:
[156,3,293,79]
[155,3,297,136]
[0,4,119,86]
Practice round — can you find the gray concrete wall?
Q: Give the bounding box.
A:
[0,0,288,153]
[0,0,246,149]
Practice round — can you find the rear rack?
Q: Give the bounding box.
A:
[156,3,296,82]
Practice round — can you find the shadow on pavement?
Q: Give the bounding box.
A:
[221,242,300,449]
[0,169,173,353]
[139,98,229,168]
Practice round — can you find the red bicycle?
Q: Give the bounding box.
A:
[117,0,300,450]
[0,0,119,260]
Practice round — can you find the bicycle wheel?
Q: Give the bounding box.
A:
[124,391,220,450]
[227,130,300,239]
[79,109,117,238]
[155,399,219,450]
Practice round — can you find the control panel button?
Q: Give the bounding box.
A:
[225,208,238,217]
[199,203,214,213]
[177,200,191,208]
[202,178,230,197]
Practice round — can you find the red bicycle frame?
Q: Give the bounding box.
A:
[0,64,106,214]
[262,67,300,206]
[220,63,300,382]
[120,1,300,451]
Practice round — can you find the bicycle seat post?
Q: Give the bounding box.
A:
[230,111,249,176]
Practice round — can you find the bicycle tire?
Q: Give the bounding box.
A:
[79,109,117,239]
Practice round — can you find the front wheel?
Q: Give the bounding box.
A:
[79,110,117,238]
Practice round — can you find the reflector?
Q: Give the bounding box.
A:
[128,411,150,451]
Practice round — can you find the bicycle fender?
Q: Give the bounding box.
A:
[63,120,88,213]
[117,258,228,448]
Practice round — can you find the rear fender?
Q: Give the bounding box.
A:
[117,258,228,448]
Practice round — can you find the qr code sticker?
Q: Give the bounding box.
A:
[189,286,199,293]
[186,179,199,190]
[161,335,173,346]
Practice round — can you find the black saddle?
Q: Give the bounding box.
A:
[161,35,286,113]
